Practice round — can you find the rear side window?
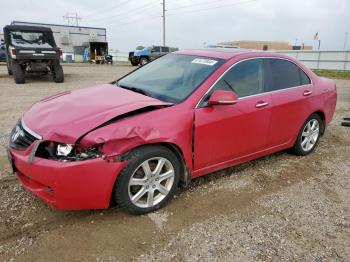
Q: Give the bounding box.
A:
[266,58,311,91]
[213,59,264,98]
[299,69,311,85]
[162,47,170,52]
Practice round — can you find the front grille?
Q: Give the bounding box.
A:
[10,121,39,150]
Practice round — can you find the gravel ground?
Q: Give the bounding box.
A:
[0,63,349,261]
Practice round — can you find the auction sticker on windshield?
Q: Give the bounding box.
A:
[191,58,218,66]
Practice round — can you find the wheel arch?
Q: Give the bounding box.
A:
[139,55,149,61]
[120,142,191,187]
[313,110,326,134]
[292,110,326,148]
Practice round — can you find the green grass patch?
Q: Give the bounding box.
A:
[312,69,350,79]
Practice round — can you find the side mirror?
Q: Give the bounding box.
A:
[208,90,238,106]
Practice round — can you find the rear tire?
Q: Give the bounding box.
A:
[12,62,25,84]
[52,64,64,83]
[291,113,322,156]
[114,145,181,214]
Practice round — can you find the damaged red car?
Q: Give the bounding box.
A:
[8,49,337,214]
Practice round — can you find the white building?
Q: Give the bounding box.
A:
[11,21,106,61]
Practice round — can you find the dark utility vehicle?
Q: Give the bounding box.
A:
[3,25,64,84]
[0,40,6,62]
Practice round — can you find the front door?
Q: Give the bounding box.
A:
[194,58,272,170]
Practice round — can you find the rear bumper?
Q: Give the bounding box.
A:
[8,145,127,210]
[14,53,60,61]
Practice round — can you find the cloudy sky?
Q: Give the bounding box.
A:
[1,0,349,51]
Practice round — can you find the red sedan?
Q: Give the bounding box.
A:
[8,49,337,214]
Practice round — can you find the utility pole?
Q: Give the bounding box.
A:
[344,32,349,50]
[162,0,166,46]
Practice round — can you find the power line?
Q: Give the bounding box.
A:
[63,13,82,26]
[84,0,160,23]
[83,0,132,18]
[167,0,243,11]
[106,13,160,29]
[167,0,259,15]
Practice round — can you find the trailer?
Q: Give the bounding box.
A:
[87,42,111,64]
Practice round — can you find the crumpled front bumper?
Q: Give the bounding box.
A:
[8,143,127,210]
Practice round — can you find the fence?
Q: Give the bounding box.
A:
[109,51,129,62]
[276,50,350,71]
[64,49,350,70]
[111,50,350,70]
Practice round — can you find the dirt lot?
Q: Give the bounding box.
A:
[0,63,349,262]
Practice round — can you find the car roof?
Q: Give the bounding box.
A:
[175,48,291,60]
[3,25,53,33]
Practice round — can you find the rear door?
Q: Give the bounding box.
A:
[194,58,272,170]
[265,58,313,146]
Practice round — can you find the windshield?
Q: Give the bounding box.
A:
[9,31,53,48]
[117,54,224,103]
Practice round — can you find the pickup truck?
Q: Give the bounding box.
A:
[129,46,171,66]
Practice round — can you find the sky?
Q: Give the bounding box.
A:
[1,0,349,51]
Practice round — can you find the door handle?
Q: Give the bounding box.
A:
[303,90,312,96]
[255,101,269,108]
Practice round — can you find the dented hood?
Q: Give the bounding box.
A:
[23,84,171,144]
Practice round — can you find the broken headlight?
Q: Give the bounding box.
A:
[35,142,104,161]
[56,144,74,156]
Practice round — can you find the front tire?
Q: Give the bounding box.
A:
[52,64,64,83]
[114,145,181,214]
[291,114,322,156]
[12,62,25,84]
[130,61,138,66]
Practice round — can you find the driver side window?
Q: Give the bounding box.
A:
[213,59,264,98]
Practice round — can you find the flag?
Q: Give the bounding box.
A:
[314,32,319,40]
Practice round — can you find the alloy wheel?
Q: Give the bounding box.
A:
[301,119,320,152]
[128,157,175,208]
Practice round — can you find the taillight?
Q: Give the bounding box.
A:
[11,48,16,55]
[59,49,63,56]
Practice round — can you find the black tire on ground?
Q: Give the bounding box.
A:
[52,64,64,83]
[7,60,13,75]
[114,145,181,214]
[290,113,322,156]
[130,60,139,66]
[139,57,149,66]
[12,62,25,84]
